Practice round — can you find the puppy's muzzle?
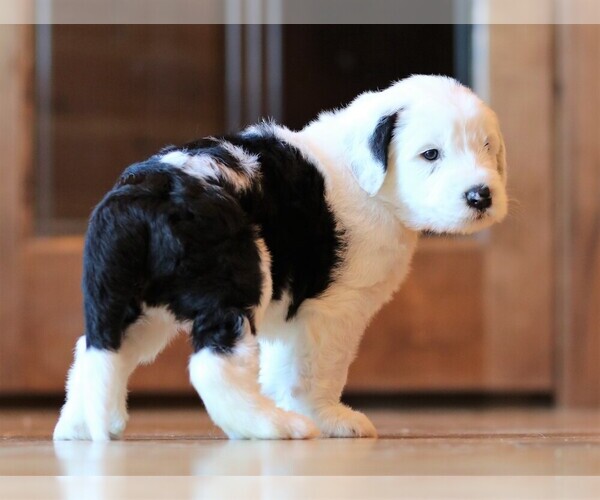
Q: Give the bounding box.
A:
[465,184,492,212]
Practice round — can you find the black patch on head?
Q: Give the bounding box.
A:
[369,112,398,172]
[82,127,344,354]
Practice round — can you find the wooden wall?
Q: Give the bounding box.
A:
[47,25,225,223]
[556,23,600,407]
[0,24,33,390]
[486,24,555,390]
[1,20,599,405]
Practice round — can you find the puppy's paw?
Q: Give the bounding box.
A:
[316,404,377,438]
[108,412,128,439]
[53,418,90,441]
[278,411,321,440]
[54,410,127,441]
[224,408,319,440]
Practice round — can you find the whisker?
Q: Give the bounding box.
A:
[505,204,525,222]
[507,197,523,207]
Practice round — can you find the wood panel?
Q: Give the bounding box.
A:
[0,24,33,390]
[0,23,556,396]
[48,25,226,221]
[282,25,455,130]
[485,24,554,389]
[18,237,192,393]
[557,23,600,407]
[23,238,83,391]
[13,233,546,394]
[348,239,486,391]
[347,24,555,393]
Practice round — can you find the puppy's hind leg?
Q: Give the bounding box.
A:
[54,336,126,442]
[54,297,137,442]
[81,346,125,441]
[53,336,90,440]
[189,308,319,440]
[54,307,181,441]
[108,307,182,438]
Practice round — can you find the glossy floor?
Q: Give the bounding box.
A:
[1,406,600,477]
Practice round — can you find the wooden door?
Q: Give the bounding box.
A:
[556,21,600,407]
[349,26,555,392]
[0,24,228,394]
[1,23,554,395]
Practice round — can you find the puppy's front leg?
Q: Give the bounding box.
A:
[260,317,377,438]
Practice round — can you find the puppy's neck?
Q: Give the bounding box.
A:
[273,123,413,245]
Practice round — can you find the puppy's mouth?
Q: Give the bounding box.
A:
[466,206,495,222]
[422,229,456,237]
[419,210,498,237]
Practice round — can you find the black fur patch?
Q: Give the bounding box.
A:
[83,128,344,353]
[369,113,398,172]
[227,132,345,319]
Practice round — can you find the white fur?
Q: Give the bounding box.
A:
[159,150,190,168]
[54,306,183,441]
[220,141,261,178]
[189,324,318,440]
[186,237,317,440]
[254,237,274,326]
[55,75,507,441]
[255,75,507,437]
[54,336,90,440]
[159,142,259,192]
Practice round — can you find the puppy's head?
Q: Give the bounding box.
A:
[357,75,508,234]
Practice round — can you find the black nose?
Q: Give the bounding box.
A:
[465,185,492,211]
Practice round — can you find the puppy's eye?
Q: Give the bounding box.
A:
[484,142,490,150]
[421,149,440,161]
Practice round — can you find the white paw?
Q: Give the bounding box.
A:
[223,408,319,440]
[86,421,111,442]
[276,410,321,440]
[54,416,125,441]
[53,414,91,441]
[316,404,378,438]
[109,412,128,439]
[54,415,110,442]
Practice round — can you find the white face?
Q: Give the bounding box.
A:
[380,91,508,235]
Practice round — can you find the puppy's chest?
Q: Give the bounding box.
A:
[337,226,418,296]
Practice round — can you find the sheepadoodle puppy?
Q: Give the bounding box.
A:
[54,75,508,441]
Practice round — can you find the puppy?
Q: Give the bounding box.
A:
[54,75,508,441]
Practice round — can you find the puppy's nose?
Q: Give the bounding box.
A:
[465,184,492,211]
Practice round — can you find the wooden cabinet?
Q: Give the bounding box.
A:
[0,22,598,404]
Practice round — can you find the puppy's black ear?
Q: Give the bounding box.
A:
[352,112,398,196]
[369,113,398,174]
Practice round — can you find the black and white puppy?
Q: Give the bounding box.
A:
[54,75,508,441]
